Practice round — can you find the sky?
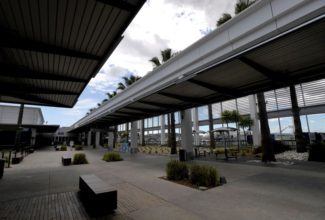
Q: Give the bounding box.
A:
[39,0,238,127]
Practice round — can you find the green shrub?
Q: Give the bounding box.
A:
[190,164,219,187]
[166,160,189,180]
[73,153,88,164]
[60,145,67,151]
[74,145,83,151]
[102,152,123,162]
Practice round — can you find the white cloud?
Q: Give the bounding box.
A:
[100,0,237,77]
[88,65,129,93]
[61,98,99,118]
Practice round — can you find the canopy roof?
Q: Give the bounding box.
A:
[0,124,59,133]
[70,0,325,132]
[0,0,146,107]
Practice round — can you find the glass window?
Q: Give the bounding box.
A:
[198,106,208,120]
[300,115,309,132]
[212,103,221,119]
[153,117,159,127]
[268,118,280,134]
[307,113,325,132]
[279,117,294,134]
[174,112,180,124]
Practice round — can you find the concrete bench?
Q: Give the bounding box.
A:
[61,155,71,166]
[79,174,117,214]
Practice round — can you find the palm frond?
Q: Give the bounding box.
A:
[149,57,161,67]
[235,0,256,15]
[161,48,172,62]
[216,13,232,27]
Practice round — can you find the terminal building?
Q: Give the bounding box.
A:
[68,0,325,156]
[0,104,59,147]
[117,78,325,147]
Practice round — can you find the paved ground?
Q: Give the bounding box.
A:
[0,146,325,219]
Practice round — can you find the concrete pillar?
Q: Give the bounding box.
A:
[130,121,138,153]
[108,131,114,149]
[95,131,100,148]
[87,131,92,147]
[160,115,166,145]
[181,109,193,160]
[31,128,36,146]
[249,95,261,146]
[81,132,85,146]
[192,108,200,146]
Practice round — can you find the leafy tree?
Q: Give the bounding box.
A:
[150,48,178,154]
[216,13,232,27]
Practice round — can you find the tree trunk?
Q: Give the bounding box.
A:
[208,104,216,148]
[113,126,117,149]
[256,92,275,162]
[170,112,177,154]
[141,119,145,146]
[289,85,307,152]
[243,128,247,147]
[126,122,129,143]
[236,121,240,151]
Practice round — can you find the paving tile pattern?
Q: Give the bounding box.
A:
[0,183,165,220]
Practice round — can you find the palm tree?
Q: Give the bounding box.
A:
[289,85,307,152]
[208,104,215,148]
[116,74,142,143]
[230,110,241,150]
[106,91,117,99]
[150,48,178,154]
[106,91,118,148]
[231,0,275,161]
[86,107,96,116]
[216,13,232,27]
[238,116,254,146]
[221,110,233,127]
[257,93,275,162]
[235,0,256,15]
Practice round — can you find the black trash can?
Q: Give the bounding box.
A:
[0,159,5,179]
[179,149,186,161]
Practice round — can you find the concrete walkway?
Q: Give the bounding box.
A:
[0,146,325,219]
